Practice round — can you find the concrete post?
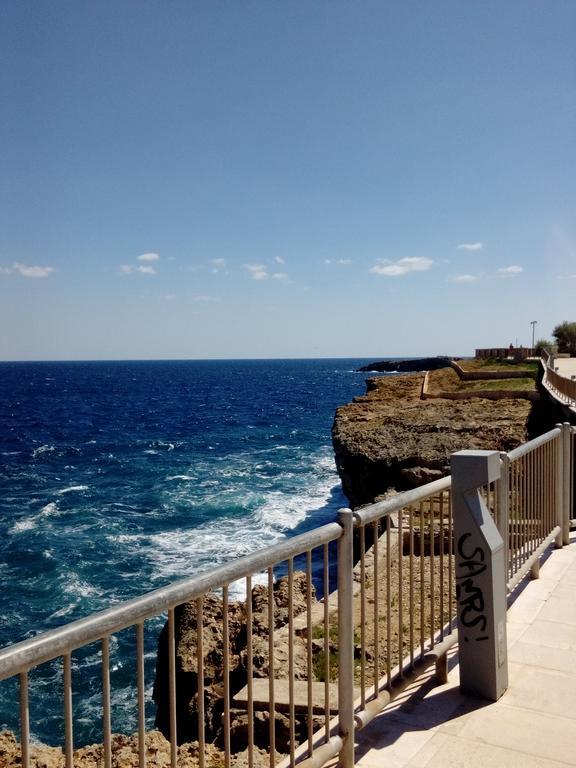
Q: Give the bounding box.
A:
[337,508,355,768]
[451,450,508,701]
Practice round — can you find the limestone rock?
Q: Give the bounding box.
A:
[333,373,532,508]
[153,572,315,748]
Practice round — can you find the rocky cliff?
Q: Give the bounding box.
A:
[357,357,452,373]
[332,372,533,509]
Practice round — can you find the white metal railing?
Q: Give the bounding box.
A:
[541,351,576,407]
[499,426,571,591]
[0,428,573,768]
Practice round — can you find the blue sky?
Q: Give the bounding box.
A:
[1,1,575,360]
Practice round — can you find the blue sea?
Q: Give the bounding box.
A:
[0,358,391,746]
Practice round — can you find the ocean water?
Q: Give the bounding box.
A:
[0,358,390,745]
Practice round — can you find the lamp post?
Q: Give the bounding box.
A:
[530,320,537,350]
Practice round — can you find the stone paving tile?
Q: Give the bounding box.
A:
[404,733,575,768]
[440,703,576,764]
[518,618,576,650]
[508,637,576,670]
[538,595,576,626]
[506,594,547,624]
[504,662,576,719]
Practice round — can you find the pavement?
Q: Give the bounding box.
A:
[341,533,576,768]
[554,358,576,379]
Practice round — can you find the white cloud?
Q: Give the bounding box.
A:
[212,258,226,268]
[450,274,479,283]
[272,272,288,280]
[275,256,285,264]
[13,262,55,278]
[0,266,13,275]
[244,264,268,280]
[137,265,156,275]
[498,265,523,275]
[369,257,433,277]
[325,258,353,266]
[119,265,134,274]
[137,252,160,262]
[457,242,484,252]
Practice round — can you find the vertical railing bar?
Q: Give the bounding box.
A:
[19,671,30,768]
[305,550,314,755]
[409,506,414,667]
[246,575,254,768]
[555,427,563,548]
[359,526,366,709]
[419,501,425,659]
[288,557,295,768]
[267,567,276,768]
[523,453,528,564]
[136,624,146,768]
[337,508,354,768]
[398,509,404,673]
[513,460,519,575]
[223,586,231,768]
[63,652,74,768]
[372,521,379,696]
[386,516,392,687]
[167,609,177,768]
[102,636,112,768]
[197,596,205,768]
[562,423,571,545]
[529,449,535,553]
[323,544,330,740]
[538,445,544,544]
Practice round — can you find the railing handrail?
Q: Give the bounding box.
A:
[0,520,343,680]
[353,475,452,527]
[506,427,561,462]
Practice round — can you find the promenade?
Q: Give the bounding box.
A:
[347,534,576,768]
[554,358,576,379]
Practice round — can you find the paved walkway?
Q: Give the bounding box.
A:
[347,533,576,767]
[554,357,576,379]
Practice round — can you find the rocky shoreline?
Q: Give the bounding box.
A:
[332,369,550,509]
[357,356,453,373]
[3,358,563,767]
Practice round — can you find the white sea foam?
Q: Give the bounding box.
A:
[10,518,37,533]
[8,501,60,534]
[63,577,99,599]
[166,474,195,481]
[32,444,55,457]
[57,485,89,495]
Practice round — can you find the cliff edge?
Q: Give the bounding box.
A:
[332,371,532,509]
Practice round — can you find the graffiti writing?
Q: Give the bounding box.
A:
[456,532,488,641]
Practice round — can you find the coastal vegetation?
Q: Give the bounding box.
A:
[552,321,576,355]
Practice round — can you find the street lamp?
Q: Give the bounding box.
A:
[530,320,537,350]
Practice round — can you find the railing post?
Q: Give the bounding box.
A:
[451,450,508,701]
[562,423,571,546]
[555,424,564,548]
[337,508,355,768]
[496,453,510,584]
